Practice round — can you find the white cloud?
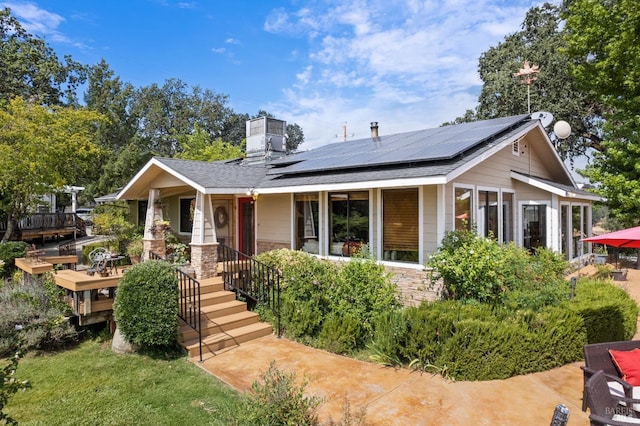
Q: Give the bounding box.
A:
[211,47,226,54]
[265,0,543,149]
[1,1,67,42]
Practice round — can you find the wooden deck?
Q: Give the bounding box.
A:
[54,268,125,292]
[15,256,128,326]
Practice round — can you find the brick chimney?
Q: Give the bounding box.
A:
[370,122,379,138]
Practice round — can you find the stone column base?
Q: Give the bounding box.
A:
[190,243,219,280]
[143,238,166,260]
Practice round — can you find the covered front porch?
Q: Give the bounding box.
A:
[117,158,268,280]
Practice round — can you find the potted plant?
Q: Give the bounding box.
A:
[126,237,144,264]
[149,219,171,235]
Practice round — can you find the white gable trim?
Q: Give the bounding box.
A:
[444,122,538,182]
[444,121,576,185]
[510,172,602,201]
[117,158,207,199]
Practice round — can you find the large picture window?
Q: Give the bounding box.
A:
[295,193,319,254]
[383,188,418,263]
[329,192,369,257]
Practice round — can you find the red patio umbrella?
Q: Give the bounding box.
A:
[581,226,640,248]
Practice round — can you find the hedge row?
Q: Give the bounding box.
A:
[370,277,638,381]
[565,278,639,343]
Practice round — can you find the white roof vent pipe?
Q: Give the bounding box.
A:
[370,122,379,138]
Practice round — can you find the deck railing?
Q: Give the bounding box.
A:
[218,244,281,337]
[149,251,202,362]
[0,213,87,238]
[0,213,76,231]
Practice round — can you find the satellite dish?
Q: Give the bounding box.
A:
[530,111,554,128]
[553,120,571,139]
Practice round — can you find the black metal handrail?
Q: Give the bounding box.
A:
[219,244,281,337]
[149,251,202,362]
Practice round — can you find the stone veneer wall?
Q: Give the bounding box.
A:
[143,238,166,260]
[190,243,218,280]
[257,240,289,254]
[385,265,441,307]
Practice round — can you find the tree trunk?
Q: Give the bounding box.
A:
[1,218,16,243]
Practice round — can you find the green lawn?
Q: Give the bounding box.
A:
[5,338,245,425]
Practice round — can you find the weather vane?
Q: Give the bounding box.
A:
[514,60,540,114]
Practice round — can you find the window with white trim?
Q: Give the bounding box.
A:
[382,188,418,263]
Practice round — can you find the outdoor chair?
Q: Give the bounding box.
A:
[585,370,640,425]
[86,247,109,276]
[583,341,640,412]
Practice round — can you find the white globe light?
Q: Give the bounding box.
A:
[553,120,571,139]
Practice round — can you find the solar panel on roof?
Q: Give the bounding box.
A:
[269,115,530,176]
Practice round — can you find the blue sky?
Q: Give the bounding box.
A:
[2,0,556,151]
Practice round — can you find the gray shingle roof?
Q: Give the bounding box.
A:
[154,157,268,189]
[148,115,561,193]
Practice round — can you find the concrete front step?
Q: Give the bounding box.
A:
[183,322,273,357]
[179,310,261,341]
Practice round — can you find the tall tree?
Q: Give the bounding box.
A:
[451,3,602,160]
[220,111,250,147]
[563,0,640,227]
[175,125,243,162]
[83,59,142,198]
[84,59,137,152]
[131,79,233,157]
[0,8,87,106]
[0,97,105,241]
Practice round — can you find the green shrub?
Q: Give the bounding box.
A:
[0,273,77,355]
[113,260,179,347]
[241,361,322,426]
[427,230,568,307]
[91,201,137,244]
[329,256,399,342]
[439,307,585,380]
[256,249,399,354]
[81,240,119,263]
[0,242,27,279]
[428,233,510,303]
[319,312,362,354]
[371,300,586,381]
[565,278,639,343]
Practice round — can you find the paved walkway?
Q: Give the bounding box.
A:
[190,265,640,425]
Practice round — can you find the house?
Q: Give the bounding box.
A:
[117,115,600,290]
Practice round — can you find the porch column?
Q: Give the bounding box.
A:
[142,189,166,260]
[190,191,218,279]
